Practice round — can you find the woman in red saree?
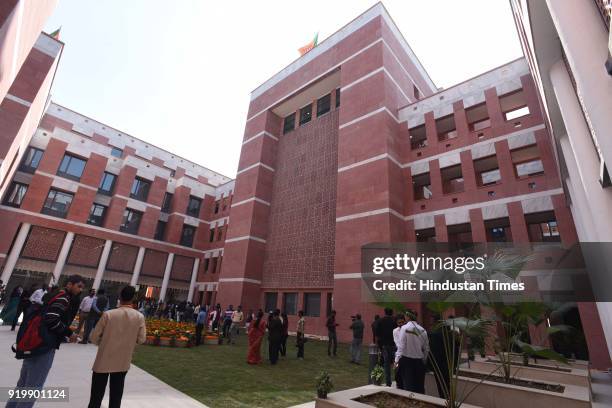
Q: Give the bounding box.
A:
[247,310,266,364]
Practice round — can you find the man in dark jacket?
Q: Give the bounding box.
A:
[429,314,460,398]
[82,288,108,344]
[375,308,396,387]
[267,309,283,365]
[7,275,84,408]
[349,314,365,363]
[326,310,339,357]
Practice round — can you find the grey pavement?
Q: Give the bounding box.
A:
[0,326,208,408]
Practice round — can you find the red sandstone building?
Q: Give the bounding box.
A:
[0,2,608,367]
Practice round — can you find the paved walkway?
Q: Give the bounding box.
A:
[0,326,208,407]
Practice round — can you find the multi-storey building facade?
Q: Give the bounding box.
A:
[215,3,609,366]
[0,102,234,306]
[510,0,612,367]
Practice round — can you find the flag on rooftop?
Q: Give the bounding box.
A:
[298,32,319,56]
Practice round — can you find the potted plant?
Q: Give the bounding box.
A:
[315,370,333,399]
[370,364,385,386]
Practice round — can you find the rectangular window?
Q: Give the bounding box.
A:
[283,113,296,134]
[335,88,340,108]
[210,256,217,273]
[130,177,151,201]
[161,192,173,213]
[154,220,167,241]
[436,114,457,142]
[180,224,196,247]
[119,208,142,234]
[540,221,560,237]
[57,153,86,181]
[3,182,28,207]
[214,200,220,214]
[409,125,427,150]
[87,203,107,226]
[474,155,501,186]
[441,165,464,194]
[500,89,530,122]
[466,102,491,133]
[204,258,210,273]
[304,293,321,317]
[511,145,544,178]
[264,292,278,313]
[283,292,298,315]
[209,228,215,242]
[110,147,123,158]
[217,226,223,241]
[317,93,331,117]
[42,189,74,218]
[414,85,420,100]
[98,172,117,195]
[299,104,312,126]
[412,173,432,200]
[19,147,44,173]
[186,196,202,217]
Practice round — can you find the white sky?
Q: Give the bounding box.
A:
[43,0,522,179]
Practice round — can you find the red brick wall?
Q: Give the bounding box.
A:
[20,226,65,261]
[171,255,194,282]
[106,242,138,272]
[66,234,104,267]
[140,249,167,278]
[262,110,338,289]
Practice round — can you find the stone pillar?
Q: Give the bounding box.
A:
[434,214,448,242]
[494,139,515,184]
[187,258,200,302]
[453,100,469,140]
[159,253,174,302]
[507,202,529,243]
[484,87,505,131]
[460,150,477,192]
[424,112,438,148]
[92,240,112,290]
[0,223,31,283]
[51,231,74,285]
[130,247,146,286]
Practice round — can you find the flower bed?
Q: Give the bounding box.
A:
[144,318,217,348]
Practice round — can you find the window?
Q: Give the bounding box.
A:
[214,200,220,214]
[19,147,43,173]
[511,145,544,178]
[283,293,298,315]
[412,173,432,200]
[409,125,427,150]
[209,228,215,242]
[217,226,223,241]
[283,113,296,134]
[505,106,530,121]
[317,93,331,117]
[299,104,312,126]
[500,89,530,122]
[87,204,107,226]
[98,172,117,195]
[3,182,28,207]
[161,192,173,213]
[441,165,464,194]
[180,224,196,247]
[154,220,167,241]
[474,155,501,186]
[335,88,340,108]
[414,85,420,100]
[130,177,150,201]
[110,147,123,158]
[304,293,321,317]
[119,208,142,234]
[57,154,86,181]
[436,114,457,142]
[42,189,74,218]
[415,228,436,243]
[264,292,278,313]
[186,196,202,217]
[540,221,560,237]
[466,102,491,133]
[204,258,210,273]
[210,257,218,274]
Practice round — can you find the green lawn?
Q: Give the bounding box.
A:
[132,334,370,408]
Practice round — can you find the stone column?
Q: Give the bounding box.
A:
[159,253,174,302]
[130,247,146,287]
[0,223,31,283]
[92,240,112,290]
[51,231,75,285]
[187,258,200,302]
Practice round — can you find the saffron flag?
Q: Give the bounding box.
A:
[298,32,318,56]
[50,27,61,40]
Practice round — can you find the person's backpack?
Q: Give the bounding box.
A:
[12,290,65,359]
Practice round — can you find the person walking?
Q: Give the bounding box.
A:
[428,314,459,398]
[77,289,96,339]
[326,310,339,357]
[222,305,234,339]
[1,286,22,326]
[247,310,267,364]
[393,314,406,389]
[267,310,283,365]
[371,314,380,344]
[11,284,33,331]
[395,311,429,393]
[375,308,396,387]
[82,289,109,344]
[296,310,306,359]
[29,284,47,306]
[349,314,365,364]
[228,305,244,344]
[7,275,84,408]
[280,312,289,357]
[195,305,208,346]
[87,285,146,408]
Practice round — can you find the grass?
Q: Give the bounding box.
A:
[132,333,370,408]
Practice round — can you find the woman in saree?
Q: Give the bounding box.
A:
[0,286,22,326]
[247,310,266,364]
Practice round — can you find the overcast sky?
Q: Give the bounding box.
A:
[43,0,522,178]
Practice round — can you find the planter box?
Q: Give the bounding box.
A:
[464,358,590,388]
[314,384,481,408]
[502,353,589,370]
[425,367,590,408]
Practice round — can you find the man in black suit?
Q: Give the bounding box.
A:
[268,309,283,365]
[375,308,396,386]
